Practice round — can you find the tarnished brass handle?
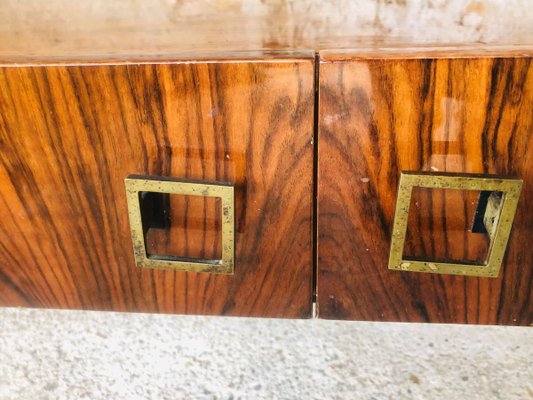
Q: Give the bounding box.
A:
[388,172,522,278]
[125,175,235,274]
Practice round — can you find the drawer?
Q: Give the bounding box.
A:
[0,60,315,317]
[317,54,533,325]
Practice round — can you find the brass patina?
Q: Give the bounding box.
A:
[388,172,522,278]
[125,175,235,274]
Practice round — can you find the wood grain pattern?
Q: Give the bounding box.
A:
[318,55,533,325]
[403,188,490,264]
[144,194,223,261]
[0,60,314,318]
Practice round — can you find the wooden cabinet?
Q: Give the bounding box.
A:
[0,60,315,318]
[1,2,532,324]
[317,54,533,325]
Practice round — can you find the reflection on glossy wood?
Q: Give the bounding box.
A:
[318,55,533,325]
[0,60,314,317]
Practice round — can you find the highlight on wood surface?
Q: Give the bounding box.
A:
[317,55,533,325]
[0,60,315,318]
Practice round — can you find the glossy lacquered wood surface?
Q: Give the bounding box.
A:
[318,56,533,325]
[0,60,314,317]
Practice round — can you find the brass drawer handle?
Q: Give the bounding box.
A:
[388,172,522,278]
[125,175,234,274]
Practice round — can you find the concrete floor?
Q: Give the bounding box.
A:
[0,308,531,399]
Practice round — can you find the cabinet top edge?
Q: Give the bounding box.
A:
[319,45,533,61]
[0,51,317,68]
[3,46,533,67]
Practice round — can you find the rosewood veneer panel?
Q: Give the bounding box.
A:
[0,60,314,317]
[318,56,533,325]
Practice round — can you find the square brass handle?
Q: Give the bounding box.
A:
[125,175,235,274]
[388,172,522,278]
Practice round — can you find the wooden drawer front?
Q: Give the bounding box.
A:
[318,56,533,325]
[0,60,314,318]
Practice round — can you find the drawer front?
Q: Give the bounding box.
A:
[0,60,314,317]
[318,55,533,325]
